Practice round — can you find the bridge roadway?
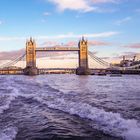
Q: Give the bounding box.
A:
[0,68,107,75]
[0,68,24,75]
[1,68,140,75]
[36,47,80,52]
[0,68,77,75]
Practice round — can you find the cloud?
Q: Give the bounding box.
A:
[43,12,51,16]
[0,21,3,25]
[41,41,59,47]
[41,40,111,48]
[42,12,51,23]
[63,41,77,47]
[112,43,140,60]
[118,52,140,60]
[123,52,137,56]
[115,17,132,25]
[88,40,111,46]
[37,32,119,39]
[111,51,139,63]
[0,49,24,60]
[0,37,26,41]
[0,31,119,41]
[47,0,119,13]
[92,0,117,4]
[48,0,95,12]
[124,43,140,49]
[0,48,67,60]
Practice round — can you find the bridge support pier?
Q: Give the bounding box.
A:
[76,67,90,75]
[24,38,38,75]
[24,66,38,76]
[76,37,90,75]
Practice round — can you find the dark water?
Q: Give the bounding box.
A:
[0,75,140,140]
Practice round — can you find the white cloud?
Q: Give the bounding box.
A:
[92,0,117,4]
[0,21,2,25]
[0,31,119,41]
[36,31,119,39]
[47,0,119,13]
[43,12,51,16]
[48,0,95,12]
[115,17,132,25]
[0,37,26,41]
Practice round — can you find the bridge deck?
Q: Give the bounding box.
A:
[36,47,79,51]
[0,68,23,75]
[0,68,140,75]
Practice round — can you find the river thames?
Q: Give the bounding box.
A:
[0,75,140,140]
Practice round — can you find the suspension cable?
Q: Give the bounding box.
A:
[0,53,26,68]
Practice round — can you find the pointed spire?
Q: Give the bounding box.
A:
[33,39,35,44]
[26,39,28,45]
[82,36,85,41]
[30,37,33,42]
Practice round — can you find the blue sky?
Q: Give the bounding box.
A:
[0,0,140,57]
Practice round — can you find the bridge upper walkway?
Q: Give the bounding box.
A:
[36,47,79,52]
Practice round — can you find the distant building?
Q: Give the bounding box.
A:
[120,55,140,67]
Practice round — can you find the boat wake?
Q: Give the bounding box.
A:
[33,96,140,140]
[0,127,18,140]
[0,76,140,140]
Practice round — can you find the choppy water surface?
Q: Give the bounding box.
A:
[0,75,140,140]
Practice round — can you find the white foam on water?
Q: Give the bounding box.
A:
[124,127,140,140]
[35,97,140,140]
[0,86,20,114]
[0,100,12,114]
[0,127,18,140]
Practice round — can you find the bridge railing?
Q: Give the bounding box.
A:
[36,47,79,51]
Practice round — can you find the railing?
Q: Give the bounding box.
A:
[36,47,79,51]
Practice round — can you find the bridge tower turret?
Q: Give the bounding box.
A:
[24,38,38,75]
[76,37,90,75]
[26,37,36,68]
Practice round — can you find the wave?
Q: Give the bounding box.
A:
[0,127,18,140]
[33,97,140,140]
[1,77,140,140]
[0,86,20,114]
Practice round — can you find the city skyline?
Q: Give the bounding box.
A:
[0,0,140,58]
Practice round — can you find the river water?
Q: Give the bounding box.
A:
[0,75,140,140]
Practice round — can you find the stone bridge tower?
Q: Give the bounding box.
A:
[26,38,36,68]
[24,38,38,75]
[76,37,90,75]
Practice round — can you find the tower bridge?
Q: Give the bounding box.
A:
[25,37,90,75]
[0,37,140,75]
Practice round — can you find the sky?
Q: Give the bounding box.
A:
[0,0,140,58]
